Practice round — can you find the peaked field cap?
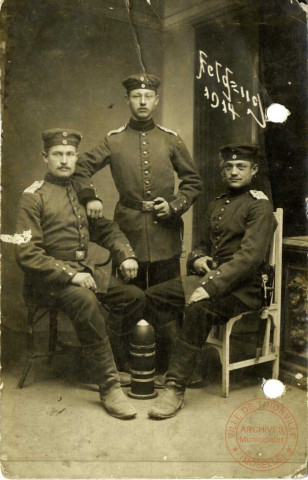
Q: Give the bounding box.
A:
[122,73,161,92]
[219,144,259,161]
[42,128,82,149]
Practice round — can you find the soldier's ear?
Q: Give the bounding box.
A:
[42,151,48,164]
[252,163,259,176]
[154,94,160,106]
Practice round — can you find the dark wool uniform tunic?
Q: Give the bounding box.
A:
[74,118,202,264]
[145,187,277,347]
[16,173,136,294]
[183,187,277,309]
[16,173,145,342]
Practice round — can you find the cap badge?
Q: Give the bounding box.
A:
[232,154,237,159]
[140,76,145,81]
[62,139,68,145]
[63,132,68,137]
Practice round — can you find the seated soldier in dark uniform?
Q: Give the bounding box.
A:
[16,128,146,420]
[145,144,277,419]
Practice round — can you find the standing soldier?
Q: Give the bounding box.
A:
[73,73,203,375]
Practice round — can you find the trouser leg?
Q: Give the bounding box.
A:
[131,256,181,290]
[99,275,146,371]
[145,277,184,376]
[181,295,250,348]
[48,285,136,419]
[148,294,249,419]
[147,256,181,287]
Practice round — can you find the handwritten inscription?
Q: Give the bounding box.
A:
[196,50,266,128]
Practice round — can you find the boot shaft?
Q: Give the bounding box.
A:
[166,338,201,388]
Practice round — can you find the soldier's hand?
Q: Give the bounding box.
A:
[120,259,138,282]
[86,200,103,219]
[187,286,209,305]
[71,272,97,292]
[193,256,213,274]
[153,197,171,218]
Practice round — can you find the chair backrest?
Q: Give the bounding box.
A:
[269,208,283,310]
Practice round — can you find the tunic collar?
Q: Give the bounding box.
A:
[44,172,72,187]
[227,184,251,198]
[128,117,155,132]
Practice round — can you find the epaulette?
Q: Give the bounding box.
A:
[107,125,127,136]
[157,124,178,136]
[249,190,269,200]
[216,193,227,199]
[23,180,44,194]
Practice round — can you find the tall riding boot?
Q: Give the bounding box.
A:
[107,326,132,373]
[155,320,181,388]
[84,337,137,419]
[148,338,200,419]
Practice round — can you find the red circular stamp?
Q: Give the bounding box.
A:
[225,398,298,471]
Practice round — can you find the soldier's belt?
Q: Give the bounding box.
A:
[120,197,175,212]
[46,249,88,261]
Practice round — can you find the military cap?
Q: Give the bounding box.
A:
[122,73,161,93]
[219,144,258,162]
[42,129,82,150]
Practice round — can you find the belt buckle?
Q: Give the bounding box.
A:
[75,250,85,260]
[142,201,154,212]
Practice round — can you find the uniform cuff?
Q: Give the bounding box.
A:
[117,249,138,266]
[78,188,102,205]
[199,279,218,298]
[169,196,189,216]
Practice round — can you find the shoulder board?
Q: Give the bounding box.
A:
[215,193,227,199]
[107,125,127,136]
[157,124,178,136]
[23,180,44,194]
[249,190,269,201]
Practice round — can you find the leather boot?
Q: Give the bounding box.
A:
[149,338,200,419]
[84,337,137,419]
[107,326,132,373]
[154,320,181,389]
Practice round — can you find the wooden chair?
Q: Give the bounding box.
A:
[204,208,283,397]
